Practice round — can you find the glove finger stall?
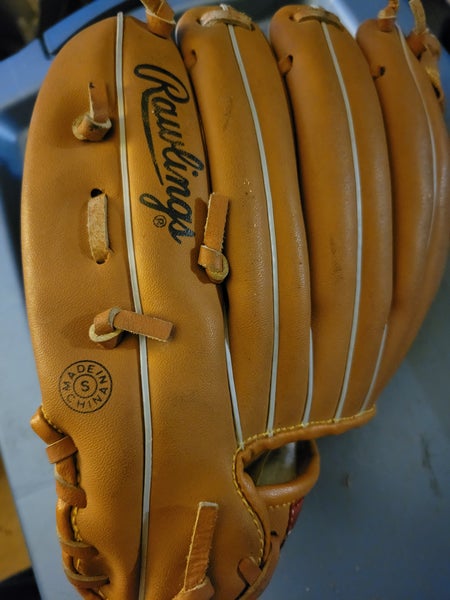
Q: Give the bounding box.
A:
[270,5,393,426]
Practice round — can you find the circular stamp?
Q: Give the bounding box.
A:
[59,360,112,414]
[153,214,167,228]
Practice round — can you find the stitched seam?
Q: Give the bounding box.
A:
[41,406,65,434]
[242,407,375,447]
[71,507,82,543]
[232,448,265,564]
[268,501,294,510]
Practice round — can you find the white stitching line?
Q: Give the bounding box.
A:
[301,329,314,425]
[321,22,363,421]
[224,307,244,447]
[116,14,152,600]
[360,322,388,412]
[227,24,280,436]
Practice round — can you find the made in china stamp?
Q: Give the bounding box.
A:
[59,360,112,413]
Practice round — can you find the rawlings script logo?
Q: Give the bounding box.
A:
[134,64,205,243]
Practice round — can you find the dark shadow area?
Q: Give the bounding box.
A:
[0,568,41,599]
[0,166,23,283]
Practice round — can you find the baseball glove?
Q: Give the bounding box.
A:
[21,0,449,598]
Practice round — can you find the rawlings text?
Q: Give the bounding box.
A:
[134,64,204,243]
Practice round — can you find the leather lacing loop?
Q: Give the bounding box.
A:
[378,0,444,104]
[200,4,253,29]
[30,408,109,593]
[406,0,444,104]
[58,529,100,560]
[63,567,109,590]
[377,0,399,31]
[55,471,87,509]
[238,556,262,588]
[89,307,174,348]
[291,6,343,29]
[198,193,230,284]
[46,434,77,464]
[72,81,112,142]
[141,0,175,37]
[238,533,281,598]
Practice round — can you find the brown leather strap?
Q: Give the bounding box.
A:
[291,6,343,28]
[238,535,281,598]
[72,81,112,141]
[55,471,87,509]
[46,436,77,464]
[88,80,109,124]
[406,0,444,104]
[238,556,261,586]
[173,502,218,599]
[63,565,109,589]
[30,407,62,444]
[31,407,78,464]
[377,0,400,31]
[90,307,174,348]
[57,530,99,560]
[409,0,426,33]
[141,0,175,37]
[198,193,229,283]
[199,5,253,29]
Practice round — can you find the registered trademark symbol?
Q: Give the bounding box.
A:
[153,215,167,228]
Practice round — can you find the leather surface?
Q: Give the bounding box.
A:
[270,6,393,423]
[22,10,317,600]
[22,16,143,599]
[21,2,449,599]
[356,18,450,402]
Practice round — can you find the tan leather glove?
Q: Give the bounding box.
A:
[21,1,449,598]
